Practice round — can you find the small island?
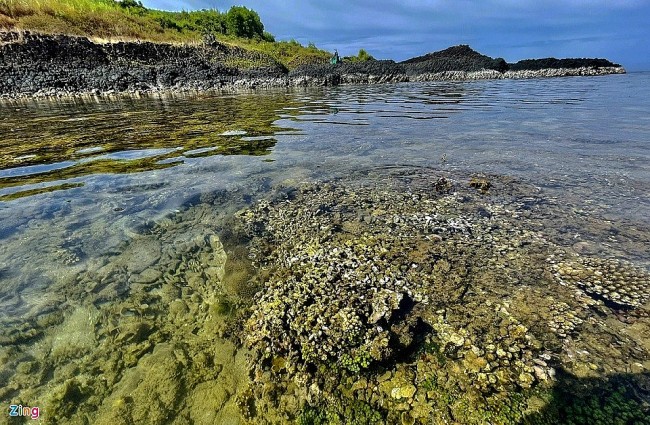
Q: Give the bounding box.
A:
[0,1,624,98]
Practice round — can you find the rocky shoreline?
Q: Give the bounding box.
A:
[0,31,625,99]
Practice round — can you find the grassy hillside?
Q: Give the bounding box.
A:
[0,0,331,69]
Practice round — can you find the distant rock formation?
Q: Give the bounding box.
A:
[400,44,509,73]
[508,57,622,71]
[287,45,624,87]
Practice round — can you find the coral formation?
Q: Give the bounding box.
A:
[234,169,650,424]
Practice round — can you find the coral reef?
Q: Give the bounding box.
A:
[2,168,648,423]
[551,255,650,309]
[234,169,650,424]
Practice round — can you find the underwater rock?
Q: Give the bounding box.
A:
[234,169,649,424]
[572,241,602,256]
[469,176,491,192]
[551,256,650,308]
[369,289,404,324]
[115,236,161,274]
[134,267,162,284]
[93,343,186,425]
[50,306,100,362]
[0,201,252,425]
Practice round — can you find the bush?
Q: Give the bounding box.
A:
[118,0,143,9]
[192,9,225,34]
[262,31,275,42]
[357,48,374,61]
[344,48,375,62]
[224,6,263,38]
[155,15,182,31]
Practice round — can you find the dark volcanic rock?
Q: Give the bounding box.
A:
[401,45,508,74]
[509,57,621,71]
[0,32,626,97]
[289,60,407,85]
[0,31,285,96]
[290,60,404,77]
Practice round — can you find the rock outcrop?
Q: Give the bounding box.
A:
[0,31,286,96]
[0,32,626,98]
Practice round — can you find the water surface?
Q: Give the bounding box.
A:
[1,73,649,423]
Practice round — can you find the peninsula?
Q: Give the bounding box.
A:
[0,1,625,98]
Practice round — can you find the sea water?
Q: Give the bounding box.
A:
[0,73,648,423]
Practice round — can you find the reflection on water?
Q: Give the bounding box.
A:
[1,74,649,423]
[0,92,303,199]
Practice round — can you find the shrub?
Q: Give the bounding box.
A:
[224,6,263,38]
[262,31,275,42]
[357,48,374,61]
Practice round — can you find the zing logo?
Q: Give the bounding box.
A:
[9,404,40,420]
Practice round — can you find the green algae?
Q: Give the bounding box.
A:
[298,400,385,425]
[0,182,84,201]
[526,375,650,425]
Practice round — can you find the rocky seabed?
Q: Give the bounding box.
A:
[1,169,649,424]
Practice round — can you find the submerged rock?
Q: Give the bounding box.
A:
[551,255,650,308]
[234,168,649,424]
[1,201,253,424]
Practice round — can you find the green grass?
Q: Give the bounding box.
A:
[0,0,331,69]
[0,0,184,42]
[226,37,331,69]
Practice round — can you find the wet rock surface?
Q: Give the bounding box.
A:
[0,32,625,98]
[233,168,649,424]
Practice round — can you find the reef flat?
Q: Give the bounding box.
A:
[235,168,649,424]
[1,168,648,424]
[0,195,255,424]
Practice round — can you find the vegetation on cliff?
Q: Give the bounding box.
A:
[343,48,375,62]
[0,0,331,69]
[0,0,266,41]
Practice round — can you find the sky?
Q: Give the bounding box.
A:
[141,0,650,71]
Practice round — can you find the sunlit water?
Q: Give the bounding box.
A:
[1,73,649,422]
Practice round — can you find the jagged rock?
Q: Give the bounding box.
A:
[0,33,625,98]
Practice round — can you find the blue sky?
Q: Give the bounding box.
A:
[142,0,650,71]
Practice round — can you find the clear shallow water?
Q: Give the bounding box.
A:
[2,74,649,212]
[1,73,649,422]
[2,74,648,293]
